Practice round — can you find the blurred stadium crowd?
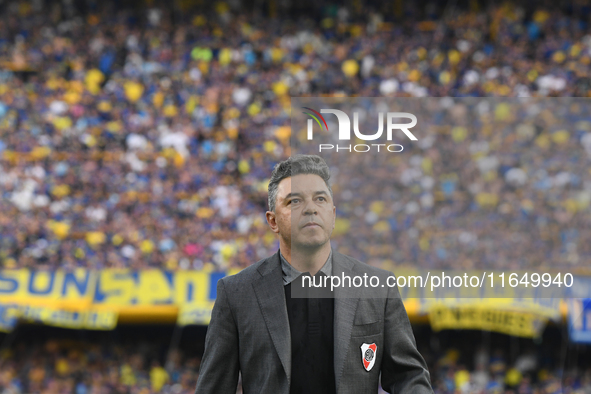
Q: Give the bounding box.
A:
[0,330,589,394]
[316,97,591,273]
[1,0,591,392]
[0,338,201,394]
[2,0,591,273]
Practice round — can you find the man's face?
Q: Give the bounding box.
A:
[267,174,336,251]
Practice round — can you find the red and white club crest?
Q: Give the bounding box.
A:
[360,343,377,371]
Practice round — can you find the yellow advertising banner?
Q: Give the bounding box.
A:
[0,304,117,332]
[0,269,226,307]
[428,305,548,338]
[0,268,575,332]
[0,269,234,330]
[177,303,215,326]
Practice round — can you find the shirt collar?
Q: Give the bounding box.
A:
[280,249,333,286]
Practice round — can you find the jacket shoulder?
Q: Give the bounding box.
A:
[219,254,275,289]
[334,251,394,278]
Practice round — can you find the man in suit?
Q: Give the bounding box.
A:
[195,154,432,394]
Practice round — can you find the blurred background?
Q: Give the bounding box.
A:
[1,0,591,392]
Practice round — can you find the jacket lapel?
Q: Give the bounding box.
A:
[252,252,291,384]
[332,251,360,393]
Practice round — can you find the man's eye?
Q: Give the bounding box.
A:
[291,199,300,204]
[318,197,326,201]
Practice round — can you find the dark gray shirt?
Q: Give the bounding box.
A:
[280,249,333,285]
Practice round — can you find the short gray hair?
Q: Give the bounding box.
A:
[267,154,333,212]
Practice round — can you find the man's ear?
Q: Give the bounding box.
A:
[333,205,336,229]
[266,211,280,234]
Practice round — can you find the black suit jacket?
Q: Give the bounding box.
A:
[195,249,433,393]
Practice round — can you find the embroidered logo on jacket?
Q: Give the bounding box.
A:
[360,343,377,371]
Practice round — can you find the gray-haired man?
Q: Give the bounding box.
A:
[195,154,432,394]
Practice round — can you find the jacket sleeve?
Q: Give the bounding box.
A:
[195,279,240,394]
[380,281,433,393]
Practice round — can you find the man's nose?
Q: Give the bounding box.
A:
[302,200,317,215]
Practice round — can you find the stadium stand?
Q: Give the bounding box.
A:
[0,324,589,393]
[2,0,591,273]
[1,0,591,392]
